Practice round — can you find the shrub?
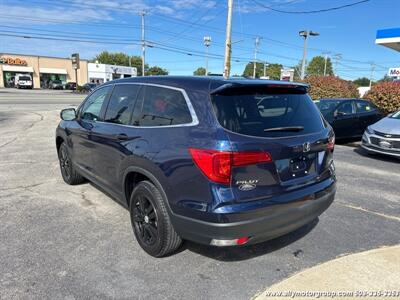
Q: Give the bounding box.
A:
[303,76,359,100]
[364,82,400,113]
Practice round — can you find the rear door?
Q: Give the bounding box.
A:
[331,100,357,138]
[355,100,382,134]
[211,85,333,203]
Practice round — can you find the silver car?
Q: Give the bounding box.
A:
[361,110,400,158]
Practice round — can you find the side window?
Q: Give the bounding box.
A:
[356,101,375,113]
[80,86,111,121]
[336,101,355,115]
[136,86,193,126]
[104,84,140,125]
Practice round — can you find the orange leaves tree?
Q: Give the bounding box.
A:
[303,76,359,100]
[364,82,400,113]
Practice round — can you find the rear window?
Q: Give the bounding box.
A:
[19,76,31,81]
[212,90,325,137]
[135,86,192,127]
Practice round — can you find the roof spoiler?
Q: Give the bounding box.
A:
[210,82,309,95]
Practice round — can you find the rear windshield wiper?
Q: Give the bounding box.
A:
[264,126,304,132]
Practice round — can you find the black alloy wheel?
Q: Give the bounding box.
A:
[129,181,182,257]
[58,142,85,185]
[59,144,71,181]
[132,194,159,247]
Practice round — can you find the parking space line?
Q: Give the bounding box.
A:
[336,201,400,222]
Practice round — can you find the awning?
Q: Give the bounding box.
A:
[39,68,68,74]
[376,28,400,51]
[2,65,34,73]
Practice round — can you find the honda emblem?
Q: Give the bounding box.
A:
[303,142,311,152]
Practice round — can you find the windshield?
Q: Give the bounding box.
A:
[391,111,400,119]
[19,76,31,81]
[314,100,342,113]
[212,91,325,138]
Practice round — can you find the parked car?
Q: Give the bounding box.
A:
[81,83,97,93]
[315,98,384,139]
[65,82,77,90]
[15,74,33,89]
[50,80,64,90]
[361,110,400,158]
[56,77,336,257]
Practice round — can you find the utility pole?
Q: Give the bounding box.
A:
[323,53,328,76]
[253,36,261,78]
[140,11,146,76]
[333,53,342,76]
[263,61,268,78]
[223,0,233,78]
[204,36,212,76]
[299,30,319,80]
[369,63,375,88]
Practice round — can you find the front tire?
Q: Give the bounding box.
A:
[130,181,182,257]
[58,142,85,185]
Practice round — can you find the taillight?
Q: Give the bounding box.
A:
[327,136,335,151]
[189,148,272,185]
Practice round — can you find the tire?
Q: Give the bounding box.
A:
[130,181,182,257]
[58,142,85,185]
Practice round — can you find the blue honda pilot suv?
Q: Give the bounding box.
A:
[56,76,336,257]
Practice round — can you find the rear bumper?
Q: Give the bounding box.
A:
[171,182,336,246]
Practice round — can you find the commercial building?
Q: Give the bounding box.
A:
[88,62,137,84]
[0,53,88,89]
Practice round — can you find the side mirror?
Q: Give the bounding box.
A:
[60,108,77,121]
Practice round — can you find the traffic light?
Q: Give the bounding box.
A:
[71,53,80,69]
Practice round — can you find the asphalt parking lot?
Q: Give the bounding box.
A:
[1,89,399,300]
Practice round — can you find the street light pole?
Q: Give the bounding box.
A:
[204,36,212,76]
[299,30,319,80]
[253,36,261,78]
[323,53,328,76]
[140,11,146,76]
[223,0,233,78]
[264,61,267,77]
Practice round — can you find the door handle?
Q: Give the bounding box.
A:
[116,134,129,141]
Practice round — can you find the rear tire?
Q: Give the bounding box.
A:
[58,142,85,185]
[129,181,182,257]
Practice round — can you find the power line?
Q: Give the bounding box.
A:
[250,0,370,14]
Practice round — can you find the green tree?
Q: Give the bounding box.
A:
[193,67,206,76]
[242,62,282,79]
[93,51,148,76]
[147,66,169,76]
[266,63,283,80]
[306,56,334,77]
[378,75,394,83]
[242,62,263,78]
[353,77,371,87]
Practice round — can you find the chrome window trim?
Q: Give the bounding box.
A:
[97,82,199,128]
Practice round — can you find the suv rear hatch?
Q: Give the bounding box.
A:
[210,83,334,203]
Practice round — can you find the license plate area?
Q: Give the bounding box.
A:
[276,153,317,181]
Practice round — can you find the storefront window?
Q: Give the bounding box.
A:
[40,73,66,89]
[3,71,33,88]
